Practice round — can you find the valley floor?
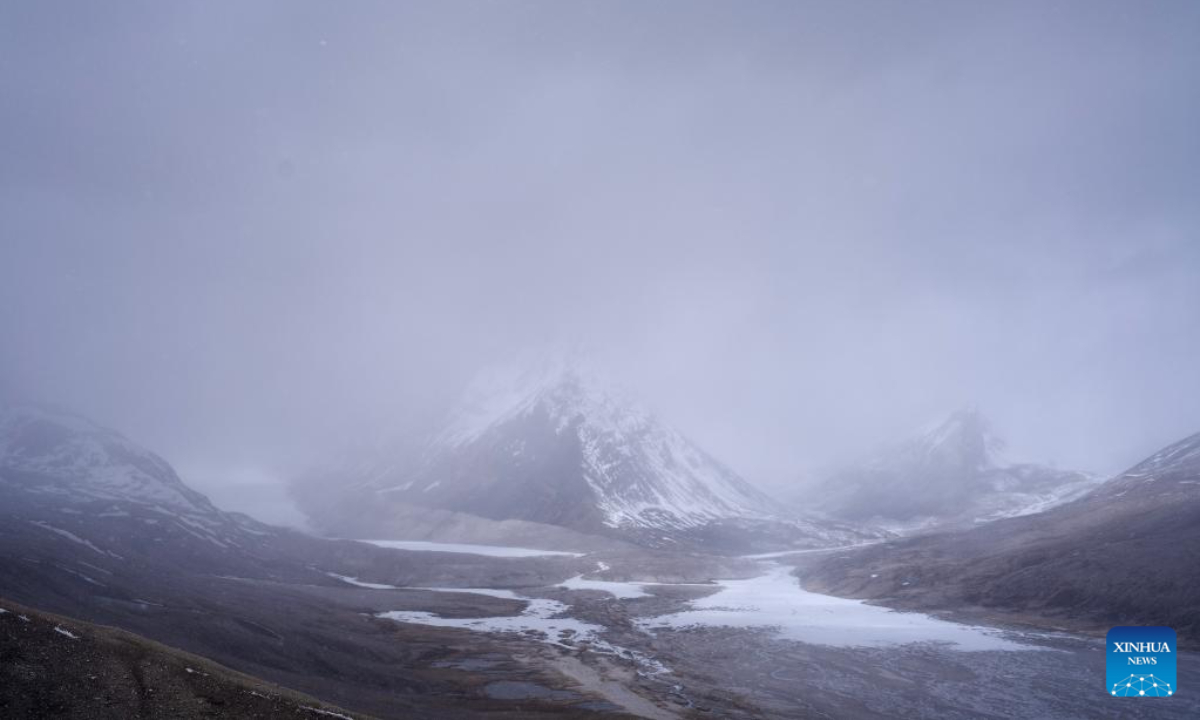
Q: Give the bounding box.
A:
[300,542,1200,719]
[6,538,1199,719]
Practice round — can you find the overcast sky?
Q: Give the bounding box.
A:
[2,1,1199,517]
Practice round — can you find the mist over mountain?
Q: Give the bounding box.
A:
[4,2,1200,497]
[803,429,1200,643]
[294,349,872,551]
[4,2,1200,718]
[801,406,1102,531]
[0,402,322,581]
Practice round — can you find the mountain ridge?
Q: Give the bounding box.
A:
[802,405,1102,531]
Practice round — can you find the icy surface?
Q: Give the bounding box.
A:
[378,585,669,675]
[360,539,584,557]
[381,592,603,645]
[557,574,650,599]
[639,563,1036,651]
[416,586,523,600]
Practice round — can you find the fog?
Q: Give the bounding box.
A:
[3,1,1199,516]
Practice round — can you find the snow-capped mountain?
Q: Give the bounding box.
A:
[0,402,272,557]
[0,404,217,514]
[296,351,870,550]
[804,406,1102,531]
[425,352,777,529]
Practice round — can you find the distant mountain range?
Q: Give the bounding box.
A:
[799,406,1103,532]
[802,429,1200,643]
[293,350,874,551]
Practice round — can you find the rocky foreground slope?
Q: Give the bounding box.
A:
[0,599,366,720]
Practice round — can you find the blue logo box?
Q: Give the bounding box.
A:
[1107,626,1176,697]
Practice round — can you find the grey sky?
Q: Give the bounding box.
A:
[2,1,1199,509]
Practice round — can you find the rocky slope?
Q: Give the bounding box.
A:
[801,430,1200,643]
[0,599,367,720]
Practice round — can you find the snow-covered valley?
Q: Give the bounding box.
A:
[371,551,1037,653]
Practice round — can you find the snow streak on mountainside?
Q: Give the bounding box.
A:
[805,406,1102,530]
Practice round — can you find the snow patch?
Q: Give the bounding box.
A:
[29,521,115,557]
[411,586,523,600]
[638,563,1038,651]
[557,574,650,599]
[326,572,401,590]
[378,585,668,676]
[54,626,80,639]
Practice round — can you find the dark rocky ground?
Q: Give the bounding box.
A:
[0,598,367,719]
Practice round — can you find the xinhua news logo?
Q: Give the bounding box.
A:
[1107,626,1176,698]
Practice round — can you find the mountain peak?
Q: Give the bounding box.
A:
[913,405,1006,470]
[809,405,1096,527]
[0,402,217,515]
[435,347,644,449]
[295,348,806,543]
